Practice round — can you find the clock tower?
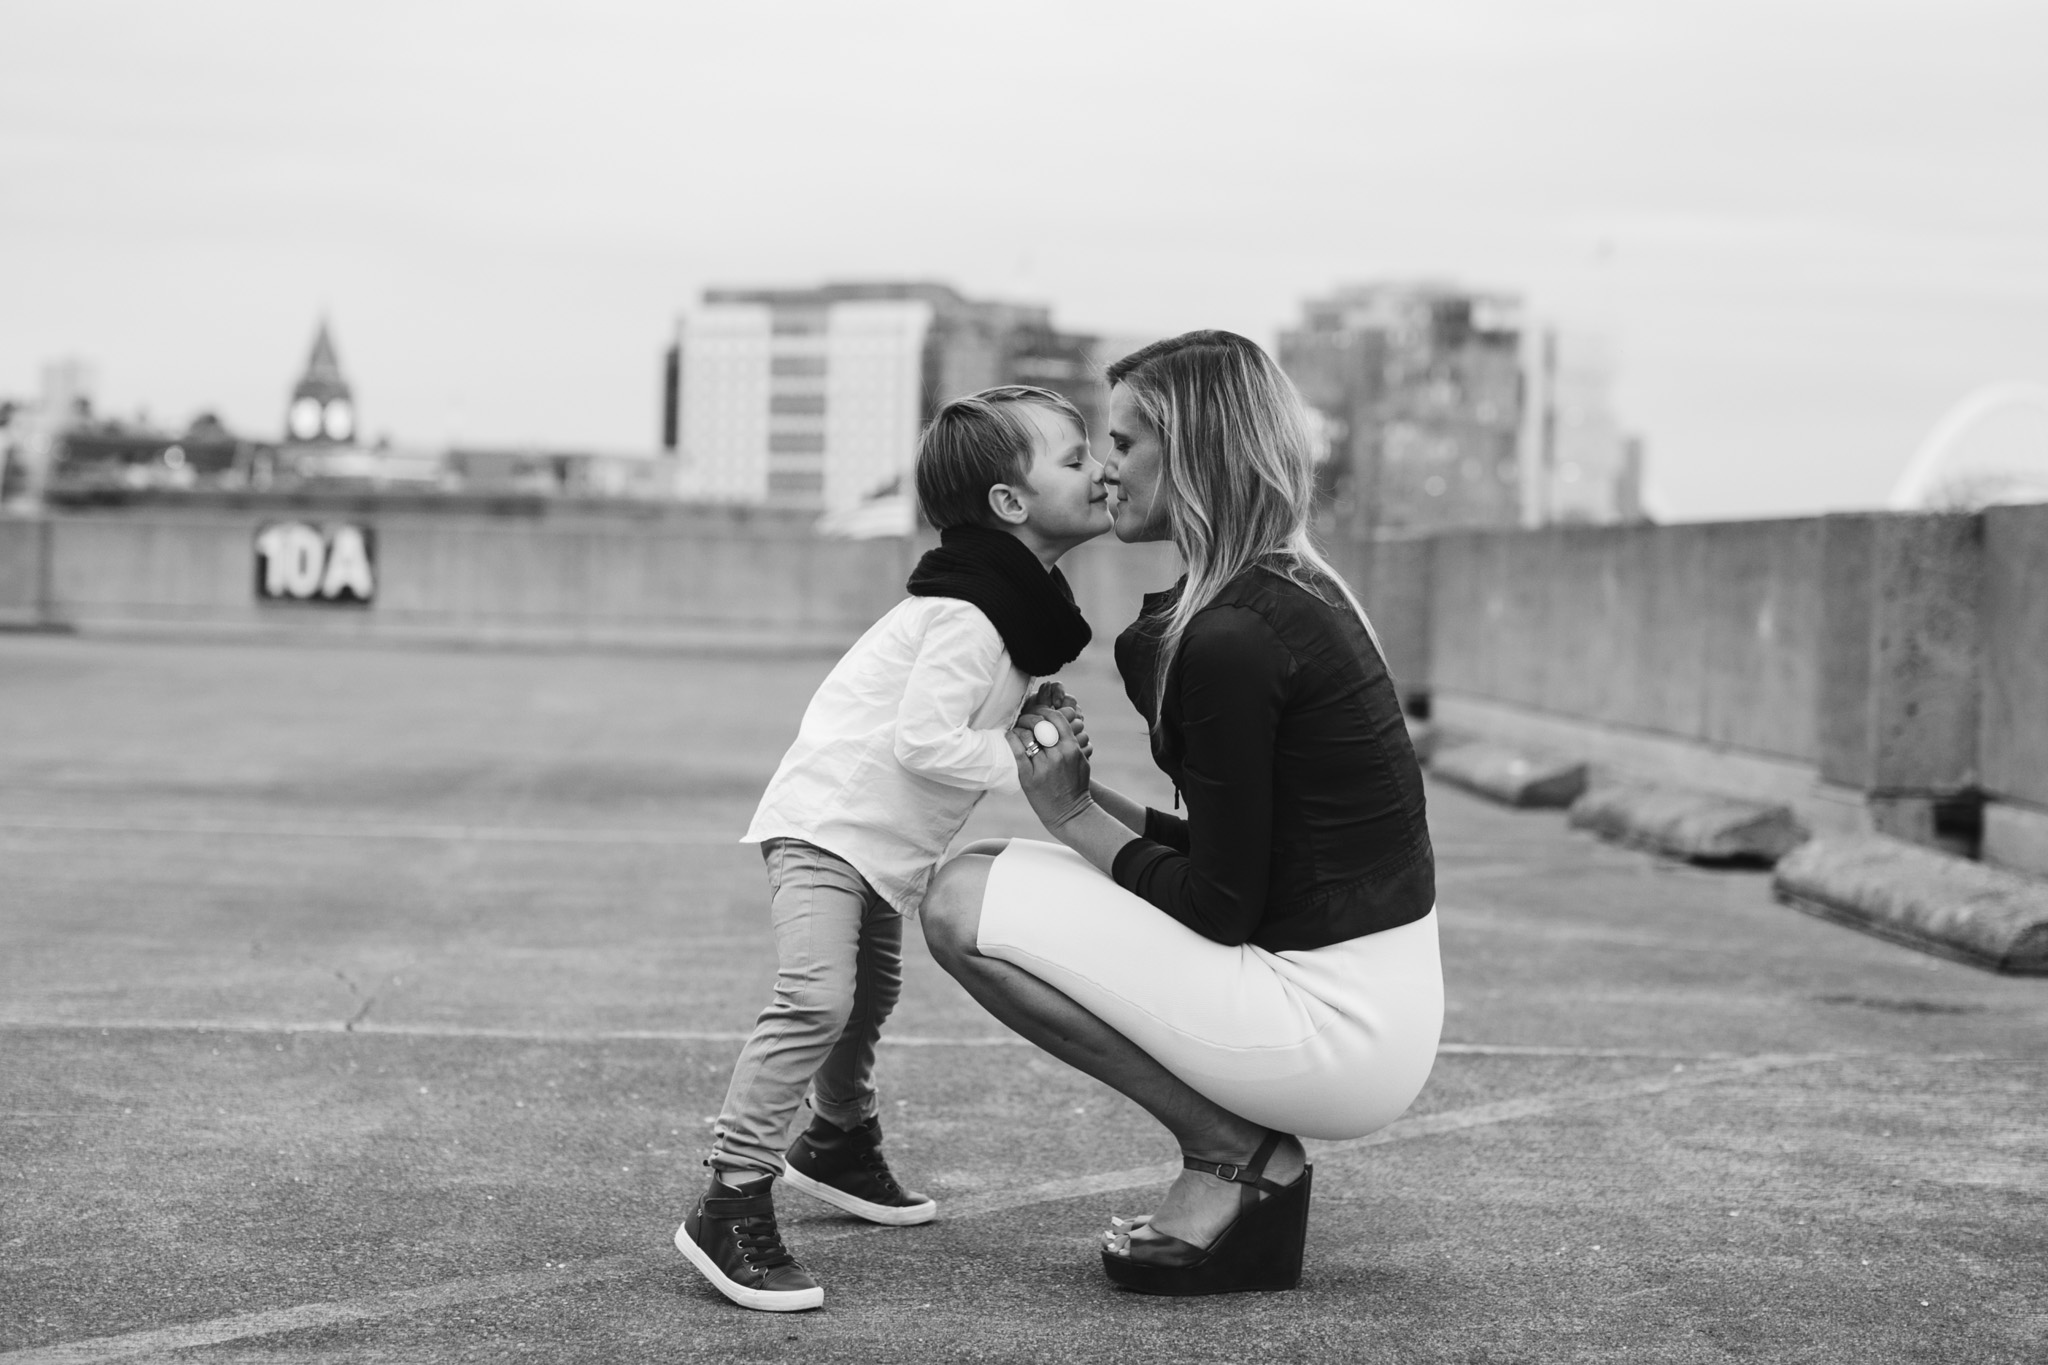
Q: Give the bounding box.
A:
[285,320,357,445]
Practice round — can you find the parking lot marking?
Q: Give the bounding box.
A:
[0,1256,649,1365]
[0,1018,1780,1060]
[0,817,729,846]
[939,1050,1835,1222]
[0,1051,1837,1364]
[0,1018,1011,1047]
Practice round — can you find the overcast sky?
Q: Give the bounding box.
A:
[5,0,2044,520]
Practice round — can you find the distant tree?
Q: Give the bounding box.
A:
[185,411,233,441]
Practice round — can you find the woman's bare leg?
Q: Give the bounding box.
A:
[921,854,1304,1250]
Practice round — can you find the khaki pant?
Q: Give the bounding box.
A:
[709,838,903,1177]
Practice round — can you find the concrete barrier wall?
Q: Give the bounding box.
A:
[1052,535,1183,662]
[1326,533,1433,703]
[1424,509,2007,859]
[15,504,1441,695]
[49,514,257,618]
[1983,505,2048,810]
[1054,532,1430,698]
[1818,512,1981,797]
[30,505,1191,657]
[1430,519,1826,762]
[38,507,918,649]
[371,515,912,636]
[0,517,45,626]
[13,500,2040,868]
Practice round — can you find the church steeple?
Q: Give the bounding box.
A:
[286,319,356,444]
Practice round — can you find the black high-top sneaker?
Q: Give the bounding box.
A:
[782,1114,937,1226]
[674,1171,823,1312]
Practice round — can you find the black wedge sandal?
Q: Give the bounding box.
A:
[1100,1130,1312,1296]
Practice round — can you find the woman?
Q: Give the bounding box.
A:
[920,329,1441,1297]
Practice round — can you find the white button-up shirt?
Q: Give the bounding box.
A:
[742,596,1031,914]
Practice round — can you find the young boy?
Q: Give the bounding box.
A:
[677,385,1108,1312]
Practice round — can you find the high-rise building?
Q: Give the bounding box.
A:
[1279,282,1525,536]
[1278,282,1642,533]
[671,282,1108,515]
[660,339,681,453]
[0,360,96,502]
[1522,329,1644,525]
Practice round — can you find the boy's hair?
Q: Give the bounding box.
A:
[914,385,1088,530]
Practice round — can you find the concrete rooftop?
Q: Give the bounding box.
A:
[2,634,2043,1363]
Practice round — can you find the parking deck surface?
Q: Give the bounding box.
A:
[2,634,2043,1363]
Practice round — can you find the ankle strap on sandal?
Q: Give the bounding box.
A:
[1182,1130,1291,1195]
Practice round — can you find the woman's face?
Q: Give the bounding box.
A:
[1104,384,1171,543]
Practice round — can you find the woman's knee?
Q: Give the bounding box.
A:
[921,853,995,965]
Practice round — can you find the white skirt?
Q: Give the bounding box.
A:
[977,839,1443,1141]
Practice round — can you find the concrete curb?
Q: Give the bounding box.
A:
[1773,834,2048,974]
[1569,782,1808,866]
[1428,741,1588,809]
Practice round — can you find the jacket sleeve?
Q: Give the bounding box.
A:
[1110,606,1290,944]
[1142,807,1191,854]
[893,603,1023,793]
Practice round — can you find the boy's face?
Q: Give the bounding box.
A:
[1002,403,1109,552]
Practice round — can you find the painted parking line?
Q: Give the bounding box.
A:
[0,1017,1754,1060]
[0,1051,1836,1365]
[0,818,732,846]
[0,1257,652,1365]
[10,1019,2028,1064]
[940,1050,1837,1223]
[7,1020,2031,1068]
[0,1019,1002,1047]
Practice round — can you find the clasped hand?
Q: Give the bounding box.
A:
[1010,681,1093,830]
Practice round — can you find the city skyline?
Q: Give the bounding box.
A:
[13,280,1647,534]
[5,0,2045,522]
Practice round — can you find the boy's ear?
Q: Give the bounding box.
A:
[986,482,1029,526]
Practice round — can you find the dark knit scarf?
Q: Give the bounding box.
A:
[906,525,1092,676]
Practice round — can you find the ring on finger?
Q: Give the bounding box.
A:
[1022,740,1042,757]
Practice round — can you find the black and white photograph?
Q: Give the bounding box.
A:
[3,2,2044,1360]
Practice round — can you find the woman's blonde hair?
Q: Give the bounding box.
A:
[1106,330,1383,717]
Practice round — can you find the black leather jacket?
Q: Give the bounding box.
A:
[1109,565,1434,952]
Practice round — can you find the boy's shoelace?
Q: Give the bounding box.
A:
[859,1147,905,1196]
[731,1213,797,1270]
